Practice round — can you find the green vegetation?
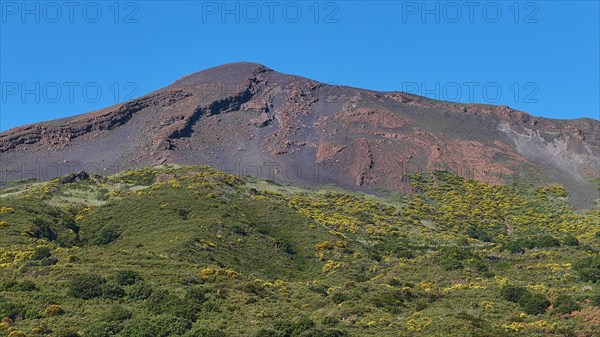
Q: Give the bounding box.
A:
[0,165,599,336]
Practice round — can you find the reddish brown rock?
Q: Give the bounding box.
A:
[0,62,598,207]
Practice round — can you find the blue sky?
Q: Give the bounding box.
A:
[1,1,598,131]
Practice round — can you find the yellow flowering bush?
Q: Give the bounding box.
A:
[44,304,64,317]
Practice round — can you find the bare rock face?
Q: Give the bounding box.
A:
[1,62,598,207]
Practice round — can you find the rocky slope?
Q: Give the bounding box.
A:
[1,62,598,206]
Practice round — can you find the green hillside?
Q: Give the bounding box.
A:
[0,165,599,337]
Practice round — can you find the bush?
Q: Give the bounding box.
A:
[504,235,561,253]
[253,329,278,337]
[0,297,25,320]
[154,315,192,337]
[590,291,600,307]
[27,217,57,241]
[183,328,226,337]
[44,304,64,317]
[185,287,207,304]
[55,328,81,337]
[102,305,132,322]
[31,247,52,261]
[8,331,27,337]
[573,257,600,283]
[146,289,200,322]
[533,235,561,248]
[471,259,489,273]
[500,285,530,303]
[293,316,316,335]
[369,289,405,313]
[119,320,158,337]
[440,247,471,271]
[330,292,347,304]
[466,225,493,242]
[321,329,348,337]
[97,188,109,201]
[68,274,106,299]
[1,280,38,292]
[518,292,550,315]
[93,224,121,245]
[102,283,125,299]
[115,270,142,286]
[129,282,153,300]
[85,321,120,337]
[562,234,580,246]
[503,238,533,253]
[321,316,339,326]
[553,295,581,314]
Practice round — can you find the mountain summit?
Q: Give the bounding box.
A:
[1,62,598,206]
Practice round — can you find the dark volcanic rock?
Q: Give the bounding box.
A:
[1,62,598,207]
[58,171,89,184]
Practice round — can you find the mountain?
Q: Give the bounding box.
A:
[1,62,598,207]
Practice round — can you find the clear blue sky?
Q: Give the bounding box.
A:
[1,1,598,131]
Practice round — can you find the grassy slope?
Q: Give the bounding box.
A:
[0,165,599,337]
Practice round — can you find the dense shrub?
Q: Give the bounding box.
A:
[534,235,561,248]
[185,287,207,304]
[119,316,192,337]
[277,239,296,255]
[146,289,200,321]
[154,315,192,337]
[503,238,534,253]
[55,328,81,337]
[85,321,120,337]
[440,247,471,271]
[518,292,550,315]
[504,235,561,253]
[552,294,581,314]
[253,329,278,337]
[369,289,405,313]
[1,280,38,292]
[118,320,158,337]
[562,234,580,246]
[590,291,600,307]
[93,224,121,245]
[320,329,348,337]
[500,285,530,303]
[253,317,341,337]
[330,292,347,304]
[26,217,57,241]
[102,283,126,299]
[471,259,489,273]
[115,270,142,286]
[466,225,493,242]
[0,297,25,320]
[129,282,153,300]
[373,238,416,259]
[102,305,132,322]
[573,257,600,283]
[31,247,52,261]
[183,328,226,337]
[321,316,339,325]
[68,274,106,299]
